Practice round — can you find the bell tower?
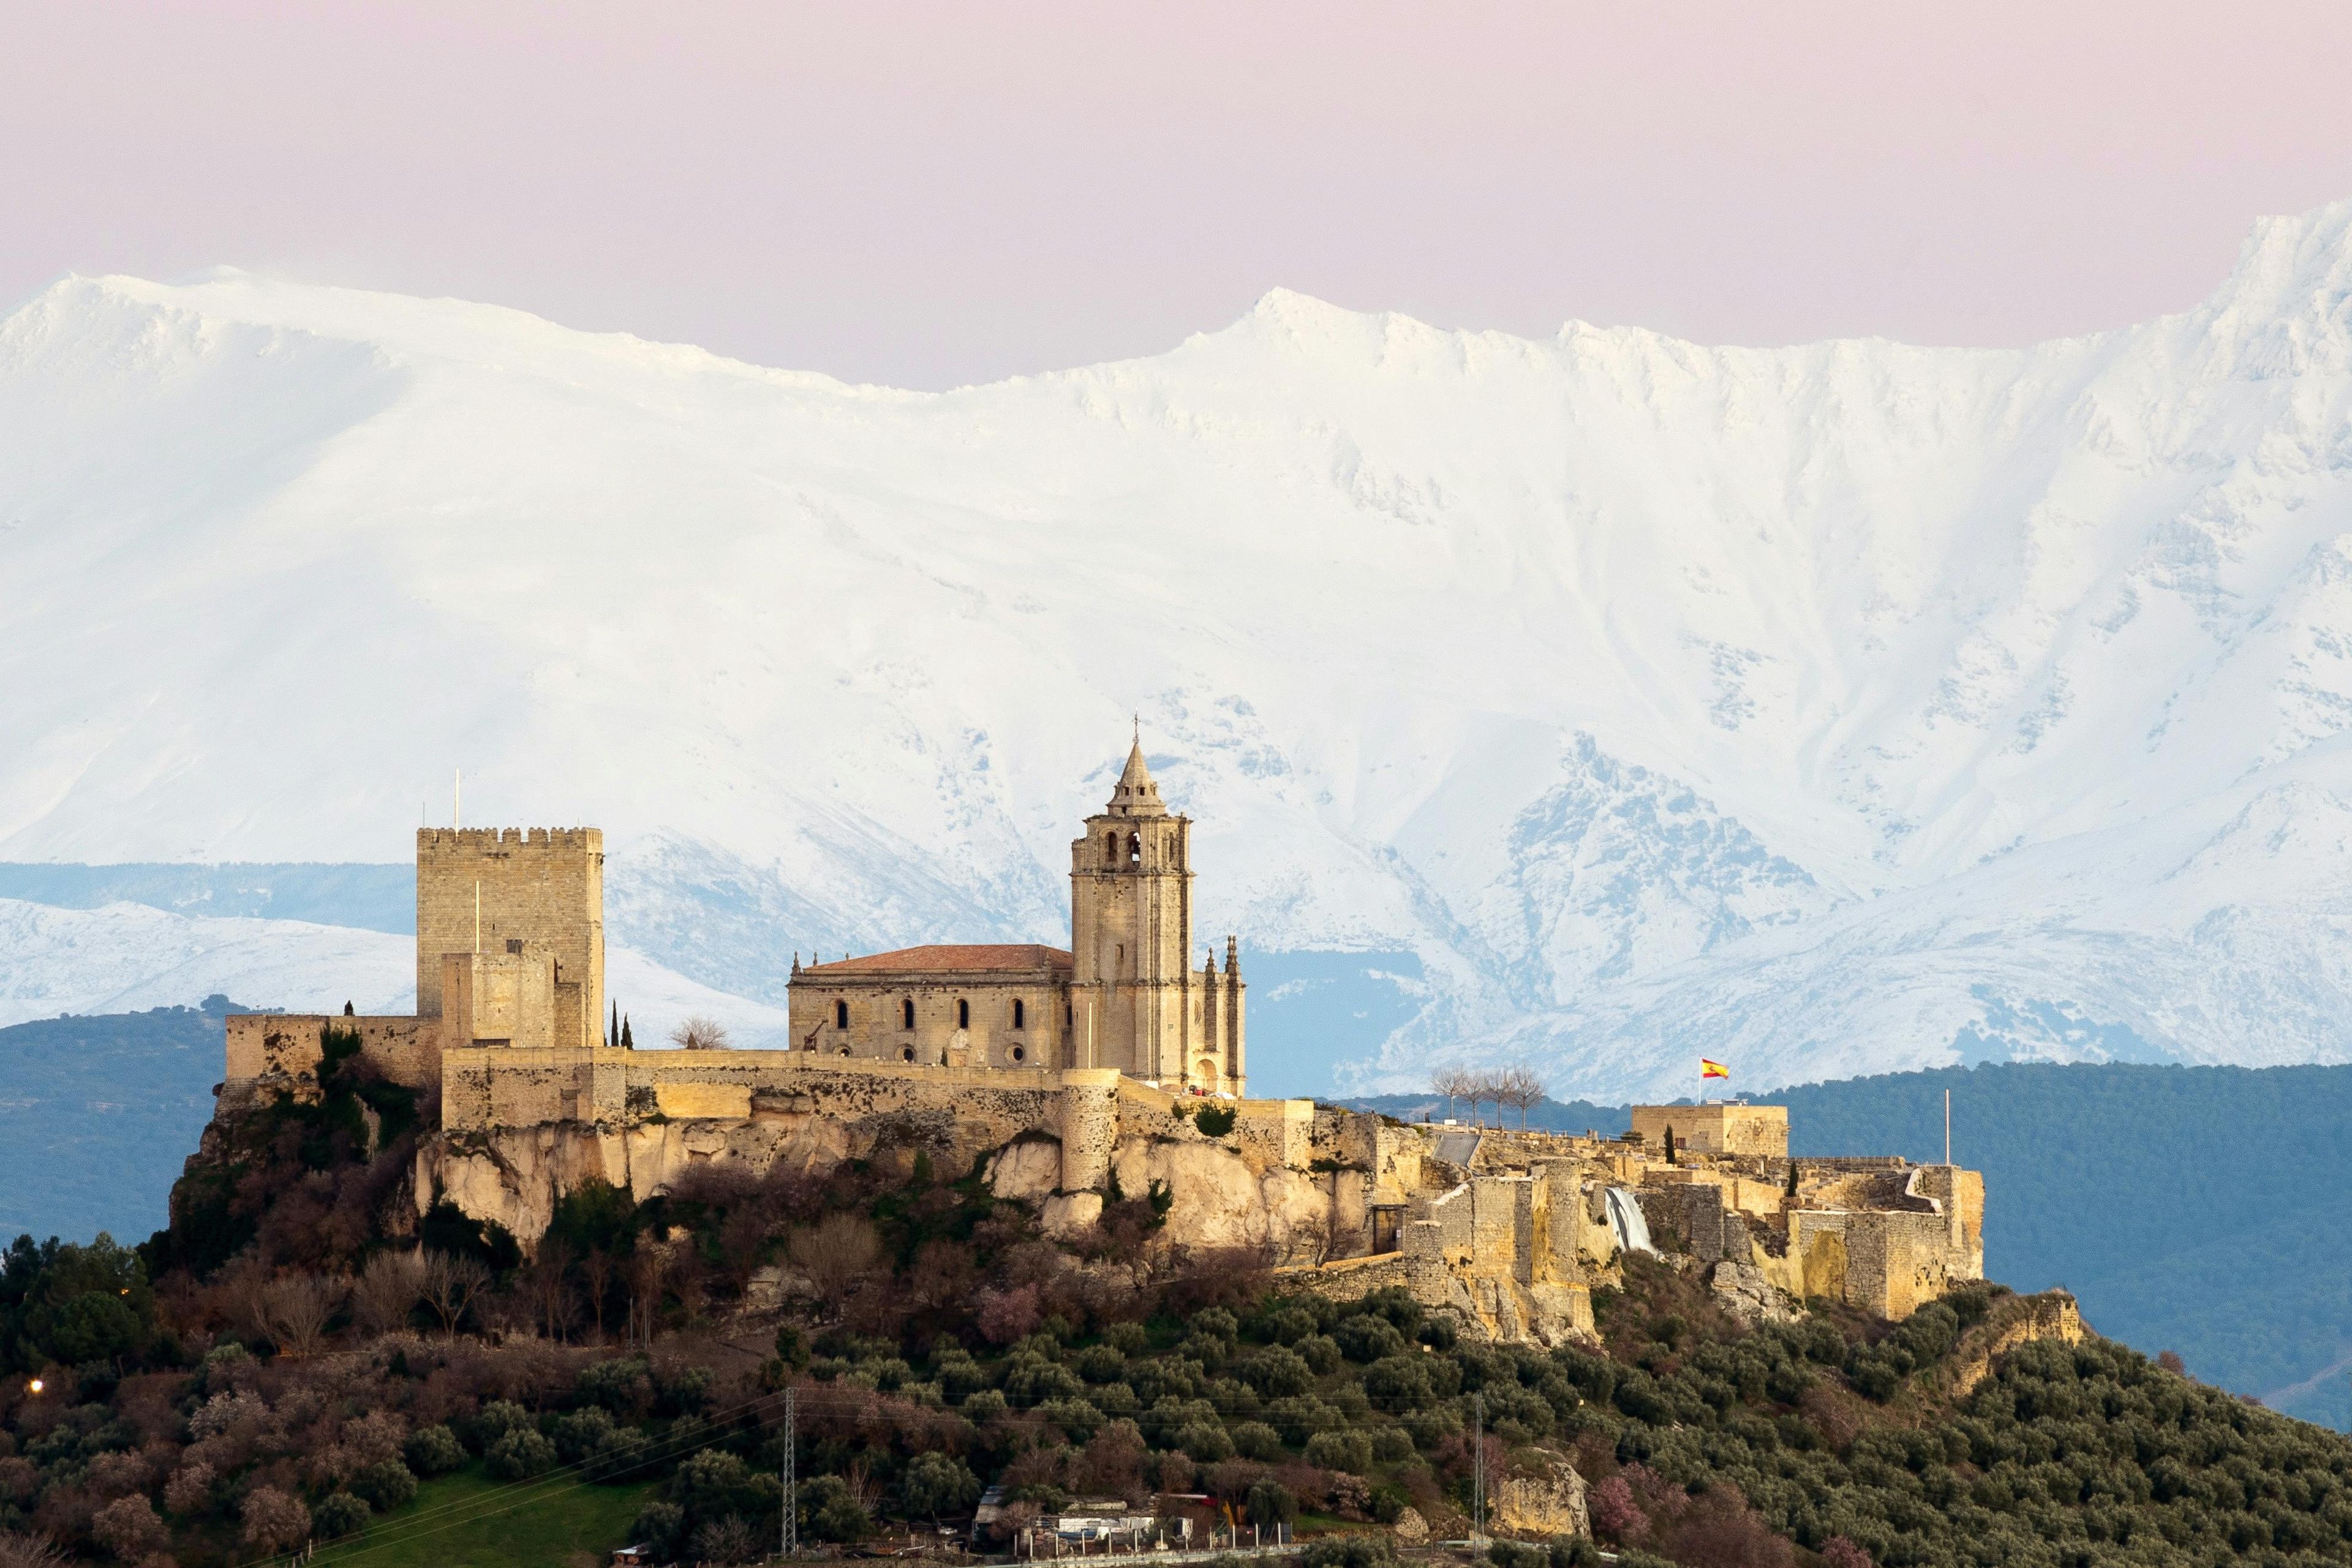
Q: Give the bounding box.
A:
[1068,732,1242,1090]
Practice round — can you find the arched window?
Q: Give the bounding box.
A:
[957,998,971,1029]
[1127,833,1142,865]
[1106,831,1119,865]
[902,998,915,1030]
[1012,998,1026,1029]
[834,1000,849,1028]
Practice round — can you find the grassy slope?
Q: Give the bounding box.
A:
[312,1466,657,1568]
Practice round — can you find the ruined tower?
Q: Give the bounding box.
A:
[1068,738,1245,1091]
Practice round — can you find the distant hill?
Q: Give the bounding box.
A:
[1350,1059,2352,1430]
[0,1000,245,1242]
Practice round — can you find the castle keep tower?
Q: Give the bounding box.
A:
[1068,739,1245,1091]
[416,827,605,1052]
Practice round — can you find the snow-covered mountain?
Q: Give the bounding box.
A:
[7,200,2352,1101]
[0,897,791,1046]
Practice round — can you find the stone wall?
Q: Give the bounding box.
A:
[224,1014,434,1092]
[786,970,1072,1069]
[1629,1104,1789,1157]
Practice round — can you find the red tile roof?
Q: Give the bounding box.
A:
[802,943,1073,975]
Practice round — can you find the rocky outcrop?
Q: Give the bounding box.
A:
[1711,1259,1797,1325]
[1946,1292,2087,1399]
[1493,1451,1591,1539]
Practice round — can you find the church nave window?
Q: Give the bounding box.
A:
[1012,998,1025,1029]
[957,998,971,1029]
[834,1000,849,1028]
[902,998,916,1030]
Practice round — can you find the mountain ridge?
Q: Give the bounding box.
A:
[9,201,2352,1097]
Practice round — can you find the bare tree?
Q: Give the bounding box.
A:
[0,1532,70,1568]
[420,1251,491,1340]
[1497,1065,1547,1129]
[789,1212,882,1316]
[352,1250,426,1336]
[581,1246,616,1341]
[627,1245,673,1350]
[259,1273,342,1358]
[669,1015,732,1050]
[527,1236,578,1343]
[1430,1065,1477,1123]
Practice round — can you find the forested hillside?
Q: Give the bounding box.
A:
[1353,1060,2352,1430]
[9,1063,2352,1568]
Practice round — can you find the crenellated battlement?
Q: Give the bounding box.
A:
[417,827,603,852]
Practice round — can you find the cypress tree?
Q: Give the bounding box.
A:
[1664,1125,1676,1164]
[609,1001,619,1049]
[621,1014,633,1050]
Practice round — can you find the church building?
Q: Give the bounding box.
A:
[785,738,1246,1094]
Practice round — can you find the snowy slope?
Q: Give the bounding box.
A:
[0,899,791,1046]
[6,200,2352,1099]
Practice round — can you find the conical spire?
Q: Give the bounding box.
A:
[1107,724,1166,815]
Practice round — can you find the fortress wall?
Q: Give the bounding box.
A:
[225,1014,434,1090]
[1630,1104,1789,1158]
[1235,1098,1313,1170]
[1842,1210,1959,1319]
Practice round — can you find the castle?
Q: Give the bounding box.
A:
[216,739,1986,1339]
[786,739,1247,1091]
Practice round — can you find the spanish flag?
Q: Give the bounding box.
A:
[1700,1058,1731,1079]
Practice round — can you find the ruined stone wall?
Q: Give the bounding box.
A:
[224,1014,434,1091]
[1842,1210,1963,1319]
[415,827,601,1041]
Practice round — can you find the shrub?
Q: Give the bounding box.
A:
[89,1494,168,1558]
[240,1487,312,1553]
[468,1398,536,1453]
[1303,1429,1374,1474]
[312,1491,371,1540]
[1246,1479,1298,1529]
[1301,1533,1395,1568]
[485,1427,557,1479]
[350,1458,418,1512]
[576,1356,655,1415]
[1174,1421,1236,1461]
[404,1423,466,1477]
[1361,1354,1434,1410]
[632,1500,687,1561]
[1332,1314,1408,1363]
[801,1474,870,1542]
[1367,1425,1415,1463]
[1196,1105,1237,1137]
[1295,1334,1342,1374]
[1231,1420,1286,1461]
[1239,1344,1316,1399]
[905,1452,981,1519]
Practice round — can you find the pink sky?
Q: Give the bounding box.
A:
[4,1,2351,388]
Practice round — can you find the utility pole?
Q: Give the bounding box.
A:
[1472,1392,1487,1544]
[780,1384,797,1559]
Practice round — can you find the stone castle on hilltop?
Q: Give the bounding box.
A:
[216,738,1986,1339]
